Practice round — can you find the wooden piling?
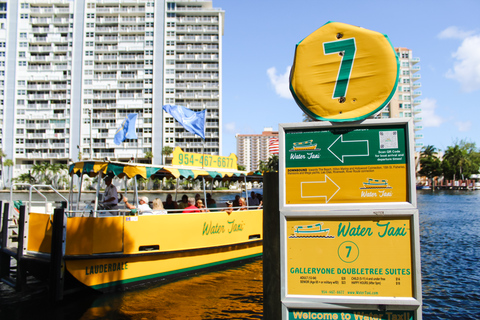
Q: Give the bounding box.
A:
[49,207,66,303]
[263,172,281,320]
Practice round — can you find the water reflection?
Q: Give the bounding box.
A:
[78,260,263,320]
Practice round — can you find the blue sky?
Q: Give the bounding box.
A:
[215,0,480,157]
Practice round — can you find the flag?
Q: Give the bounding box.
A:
[163,104,206,139]
[114,113,138,145]
[269,137,279,155]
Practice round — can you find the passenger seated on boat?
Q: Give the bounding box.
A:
[248,191,260,207]
[232,195,240,207]
[123,196,153,215]
[195,193,205,206]
[257,194,263,209]
[196,199,210,213]
[182,197,200,213]
[102,175,119,211]
[178,194,189,210]
[163,194,178,212]
[237,197,248,211]
[152,198,167,215]
[206,193,217,209]
[222,201,234,214]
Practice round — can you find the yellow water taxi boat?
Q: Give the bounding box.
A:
[1,151,263,297]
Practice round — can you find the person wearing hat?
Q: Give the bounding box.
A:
[102,175,119,211]
[222,201,234,214]
[123,195,152,214]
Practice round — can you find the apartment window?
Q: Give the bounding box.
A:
[146,31,154,37]
[402,62,409,67]
[20,14,28,19]
[17,90,26,95]
[83,99,92,104]
[167,22,175,27]
[86,42,94,47]
[146,41,154,47]
[84,89,93,94]
[145,50,153,55]
[166,69,174,74]
[167,31,175,37]
[145,69,153,74]
[167,3,176,10]
[144,88,152,94]
[21,3,29,9]
[84,60,93,65]
[403,87,410,92]
[85,51,93,56]
[16,129,24,134]
[17,99,25,105]
[144,128,152,133]
[146,13,154,18]
[19,42,27,48]
[87,13,95,18]
[165,117,174,123]
[166,41,175,46]
[165,88,174,94]
[166,50,174,55]
[84,79,92,85]
[166,79,174,84]
[86,23,94,28]
[16,149,25,154]
[84,70,93,75]
[166,60,174,65]
[146,22,154,27]
[167,13,176,18]
[18,61,27,66]
[144,79,152,84]
[0,52,4,57]
[0,42,4,47]
[144,98,152,103]
[18,52,25,58]
[144,137,152,143]
[144,118,152,124]
[86,32,94,37]
[402,70,410,76]
[16,139,24,144]
[402,53,409,58]
[144,108,152,114]
[403,78,410,84]
[165,98,175,104]
[145,60,153,65]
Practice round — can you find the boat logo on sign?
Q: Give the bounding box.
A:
[361,178,392,189]
[289,222,334,239]
[290,140,321,152]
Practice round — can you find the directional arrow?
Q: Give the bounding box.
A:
[328,134,369,163]
[301,175,340,203]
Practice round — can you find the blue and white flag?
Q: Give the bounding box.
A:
[114,113,138,145]
[162,104,206,139]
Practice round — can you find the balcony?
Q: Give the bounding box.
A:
[413,83,421,88]
[414,108,422,114]
[412,74,421,81]
[413,91,422,97]
[414,117,422,122]
[415,134,424,139]
[414,125,423,131]
[411,57,420,64]
[411,66,421,73]
[413,100,421,105]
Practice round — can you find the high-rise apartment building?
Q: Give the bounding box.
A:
[373,47,422,149]
[1,0,223,178]
[236,128,278,172]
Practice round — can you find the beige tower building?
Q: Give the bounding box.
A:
[236,127,278,172]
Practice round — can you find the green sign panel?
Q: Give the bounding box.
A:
[285,126,407,168]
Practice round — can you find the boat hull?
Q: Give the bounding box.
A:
[27,209,263,291]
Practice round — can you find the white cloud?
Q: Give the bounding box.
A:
[421,98,444,127]
[440,28,480,92]
[267,66,293,99]
[454,121,472,132]
[437,26,476,40]
[224,122,237,134]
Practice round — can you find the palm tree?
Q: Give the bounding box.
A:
[418,145,441,188]
[162,146,174,165]
[13,171,36,189]
[0,149,6,187]
[145,151,153,164]
[48,163,68,189]
[3,159,14,188]
[31,162,51,185]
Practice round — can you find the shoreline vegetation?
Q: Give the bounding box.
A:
[418,140,480,188]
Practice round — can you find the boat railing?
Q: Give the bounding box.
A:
[9,183,69,216]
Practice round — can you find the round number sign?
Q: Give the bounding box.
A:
[290,21,399,122]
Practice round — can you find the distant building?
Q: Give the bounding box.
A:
[373,47,422,150]
[236,127,278,172]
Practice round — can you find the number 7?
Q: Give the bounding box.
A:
[323,38,357,99]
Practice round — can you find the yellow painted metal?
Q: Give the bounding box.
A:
[286,217,413,297]
[290,22,399,121]
[27,213,53,253]
[25,209,263,289]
